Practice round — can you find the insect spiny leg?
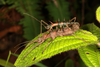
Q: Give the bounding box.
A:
[79,29,92,35]
[14,44,26,53]
[69,17,76,22]
[49,21,53,24]
[23,43,41,59]
[42,39,53,54]
[14,41,29,48]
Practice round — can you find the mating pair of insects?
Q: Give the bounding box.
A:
[15,13,89,59]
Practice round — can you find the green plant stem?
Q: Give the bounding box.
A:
[0,59,14,67]
[35,62,47,67]
[11,53,19,57]
[5,51,12,67]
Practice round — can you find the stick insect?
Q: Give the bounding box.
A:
[23,13,88,35]
[22,13,79,51]
[23,18,89,59]
[15,13,90,59]
[23,13,78,33]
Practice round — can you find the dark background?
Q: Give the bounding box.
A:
[0,0,100,67]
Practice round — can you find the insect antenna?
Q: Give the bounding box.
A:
[14,44,27,53]
[72,34,90,43]
[23,13,48,30]
[49,21,53,24]
[14,41,30,53]
[14,41,30,48]
[23,13,40,22]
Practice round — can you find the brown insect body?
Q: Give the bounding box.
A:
[23,23,80,58]
[37,23,79,43]
[16,13,83,58]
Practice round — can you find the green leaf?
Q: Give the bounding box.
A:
[78,23,100,67]
[0,59,14,67]
[81,23,100,41]
[46,0,70,21]
[0,0,6,5]
[78,57,87,67]
[96,6,100,23]
[14,29,98,67]
[78,45,100,67]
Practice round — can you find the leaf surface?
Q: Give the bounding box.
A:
[78,45,100,67]
[14,29,98,67]
[78,23,100,67]
[96,6,100,23]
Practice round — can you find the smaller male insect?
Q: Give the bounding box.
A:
[23,13,88,35]
[23,13,77,33]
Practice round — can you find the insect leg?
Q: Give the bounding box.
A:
[40,20,49,33]
[23,43,41,59]
[14,41,30,53]
[42,39,53,54]
[79,29,92,35]
[72,34,90,43]
[23,40,38,50]
[69,17,76,22]
[68,17,77,27]
[49,21,53,24]
[40,20,42,33]
[23,13,49,33]
[14,44,26,53]
[14,41,30,48]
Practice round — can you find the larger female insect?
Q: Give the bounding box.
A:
[18,13,90,59]
[23,22,89,59]
[14,14,79,54]
[22,15,79,51]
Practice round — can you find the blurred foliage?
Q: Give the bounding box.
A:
[0,0,100,67]
[96,6,100,23]
[5,0,43,40]
[0,0,70,40]
[65,59,74,67]
[0,58,14,67]
[46,0,70,21]
[0,0,99,39]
